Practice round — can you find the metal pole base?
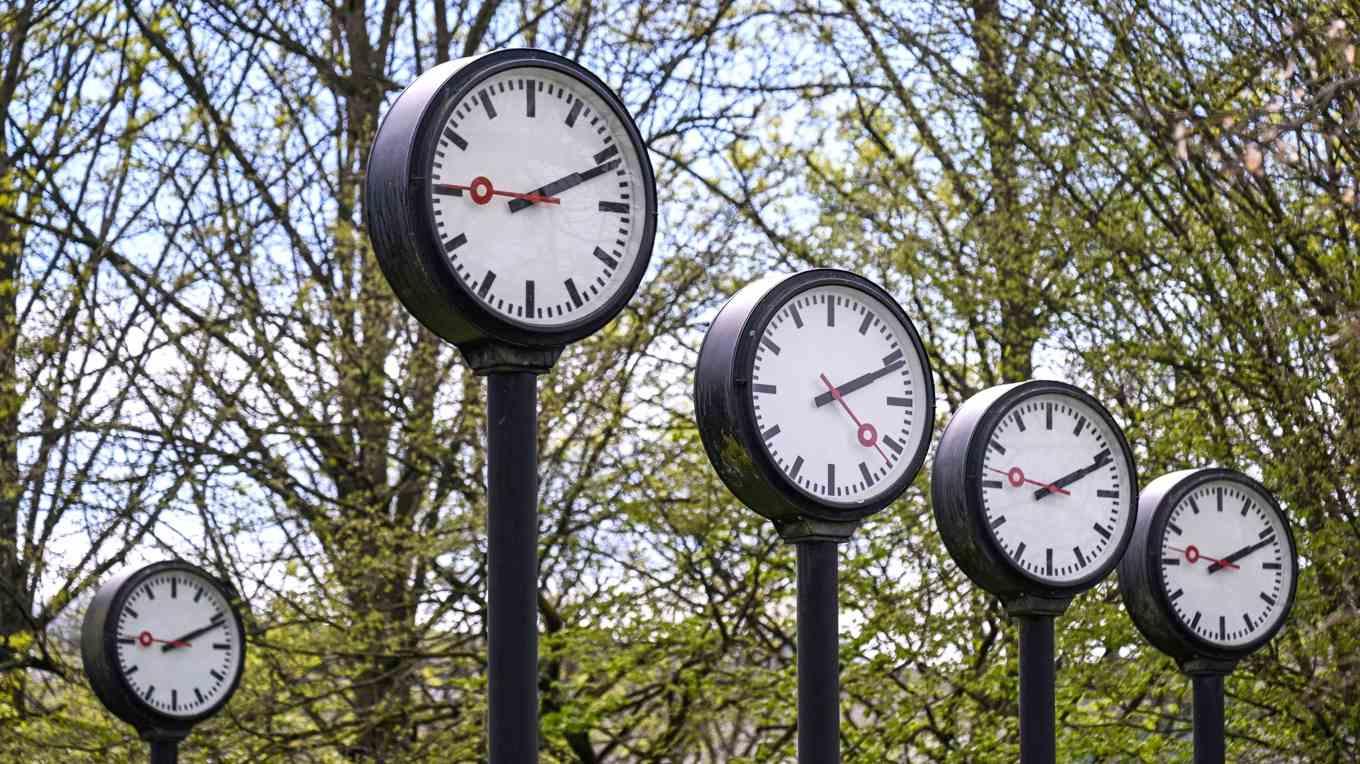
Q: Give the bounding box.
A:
[1016,614,1055,764]
[796,540,840,764]
[1005,595,1069,764]
[487,371,540,763]
[149,739,178,764]
[1191,673,1225,764]
[1181,658,1234,764]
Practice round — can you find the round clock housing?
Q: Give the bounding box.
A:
[366,48,657,349]
[932,380,1138,599]
[695,269,935,530]
[1119,468,1298,663]
[82,561,247,736]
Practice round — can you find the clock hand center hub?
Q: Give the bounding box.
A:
[470,176,494,205]
[857,423,877,447]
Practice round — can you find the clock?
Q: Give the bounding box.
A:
[694,269,935,535]
[365,48,657,354]
[82,560,247,739]
[932,380,1138,599]
[1119,468,1298,664]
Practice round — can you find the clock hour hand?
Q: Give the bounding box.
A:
[1032,449,1112,500]
[161,615,226,652]
[507,159,621,212]
[1207,538,1273,574]
[811,361,905,407]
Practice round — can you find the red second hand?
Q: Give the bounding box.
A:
[1166,544,1239,570]
[136,630,190,649]
[984,465,1070,496]
[819,373,890,463]
[433,176,560,205]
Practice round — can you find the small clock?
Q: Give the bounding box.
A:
[82,560,247,739]
[1119,468,1298,664]
[694,269,935,536]
[365,48,657,354]
[932,380,1138,599]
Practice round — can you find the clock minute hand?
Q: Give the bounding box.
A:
[1032,450,1112,500]
[811,361,905,407]
[507,158,621,212]
[1207,538,1273,574]
[161,616,226,652]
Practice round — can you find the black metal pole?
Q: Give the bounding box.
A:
[1017,614,1056,764]
[149,740,178,764]
[796,540,840,764]
[487,371,539,763]
[1192,673,1225,764]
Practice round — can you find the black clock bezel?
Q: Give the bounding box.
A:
[81,560,248,737]
[694,269,935,531]
[931,379,1139,600]
[1118,468,1299,664]
[365,47,658,350]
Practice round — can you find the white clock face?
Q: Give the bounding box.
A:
[1157,480,1294,647]
[980,393,1134,584]
[428,65,649,327]
[113,570,243,718]
[750,285,931,505]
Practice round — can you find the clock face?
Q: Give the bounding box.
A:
[112,569,244,719]
[749,284,931,506]
[979,392,1135,584]
[427,65,649,328]
[1156,479,1295,648]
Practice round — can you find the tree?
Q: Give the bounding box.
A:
[1,0,214,732]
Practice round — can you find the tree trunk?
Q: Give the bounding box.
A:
[0,0,35,659]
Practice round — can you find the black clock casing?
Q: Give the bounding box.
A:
[364,48,657,352]
[694,269,934,536]
[1118,468,1299,665]
[931,379,1139,600]
[81,560,247,740]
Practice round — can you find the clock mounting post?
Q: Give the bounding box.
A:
[1118,468,1298,764]
[694,269,936,763]
[81,560,247,764]
[365,47,657,761]
[932,379,1139,764]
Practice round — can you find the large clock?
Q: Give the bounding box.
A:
[932,380,1138,599]
[81,560,247,739]
[1119,468,1298,664]
[694,269,934,535]
[365,48,657,351]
